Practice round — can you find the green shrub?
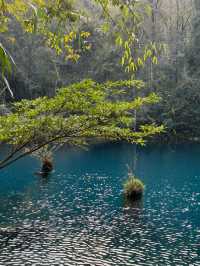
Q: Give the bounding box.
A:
[123,176,145,200]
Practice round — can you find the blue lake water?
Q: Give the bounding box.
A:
[0,143,199,265]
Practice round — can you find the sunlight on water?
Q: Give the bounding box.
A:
[0,143,199,265]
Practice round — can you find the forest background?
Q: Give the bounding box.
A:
[1,0,200,143]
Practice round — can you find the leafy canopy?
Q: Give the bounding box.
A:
[0,79,163,169]
[0,0,90,61]
[0,0,90,96]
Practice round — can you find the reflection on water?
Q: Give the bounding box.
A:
[0,143,200,265]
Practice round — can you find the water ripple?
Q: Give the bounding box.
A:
[0,144,200,265]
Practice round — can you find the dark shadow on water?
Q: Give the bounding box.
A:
[37,173,51,186]
[123,196,144,220]
[0,227,20,249]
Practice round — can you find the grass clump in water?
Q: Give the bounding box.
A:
[123,176,145,200]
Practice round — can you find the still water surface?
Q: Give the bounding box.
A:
[0,143,199,265]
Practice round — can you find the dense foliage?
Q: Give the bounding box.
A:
[0,79,163,169]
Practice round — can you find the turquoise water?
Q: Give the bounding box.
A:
[0,143,199,265]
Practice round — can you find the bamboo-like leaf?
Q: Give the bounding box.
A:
[2,75,14,98]
[27,2,38,32]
